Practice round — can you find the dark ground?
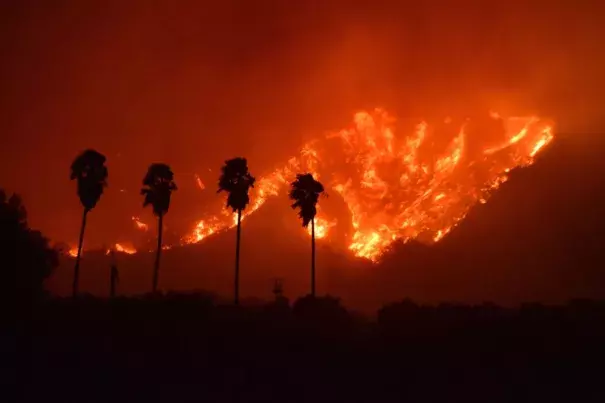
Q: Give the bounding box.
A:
[15,294,605,403]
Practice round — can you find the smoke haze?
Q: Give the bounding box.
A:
[1,0,603,250]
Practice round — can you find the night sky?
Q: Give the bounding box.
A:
[1,0,603,251]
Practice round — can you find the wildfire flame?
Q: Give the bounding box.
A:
[307,214,337,239]
[194,174,205,190]
[132,216,149,231]
[182,109,553,261]
[64,109,554,263]
[112,243,137,255]
[67,242,138,257]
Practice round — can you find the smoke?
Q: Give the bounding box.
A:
[0,1,603,247]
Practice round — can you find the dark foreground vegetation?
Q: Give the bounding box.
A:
[16,294,605,403]
[4,147,605,402]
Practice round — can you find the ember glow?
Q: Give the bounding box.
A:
[64,108,554,262]
[194,174,205,190]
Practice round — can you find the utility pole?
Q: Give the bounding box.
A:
[109,249,119,298]
[273,278,283,301]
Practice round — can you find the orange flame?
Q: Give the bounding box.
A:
[105,243,137,255]
[194,174,205,190]
[306,206,337,239]
[69,109,554,262]
[114,243,137,255]
[132,216,149,231]
[182,109,554,261]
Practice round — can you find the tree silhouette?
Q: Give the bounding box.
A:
[141,163,177,293]
[289,173,325,297]
[0,189,58,308]
[69,149,108,297]
[218,157,255,305]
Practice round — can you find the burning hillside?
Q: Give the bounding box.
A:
[69,108,554,261]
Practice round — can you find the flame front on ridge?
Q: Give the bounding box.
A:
[181,108,554,261]
[64,109,554,261]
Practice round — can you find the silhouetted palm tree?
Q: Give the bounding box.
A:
[218,157,255,305]
[289,173,325,297]
[141,163,177,293]
[70,149,108,297]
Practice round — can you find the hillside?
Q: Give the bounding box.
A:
[47,135,605,312]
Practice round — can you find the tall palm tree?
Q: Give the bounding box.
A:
[141,163,177,293]
[70,149,108,297]
[289,173,325,297]
[218,157,255,305]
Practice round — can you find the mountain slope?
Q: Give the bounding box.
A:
[47,135,605,312]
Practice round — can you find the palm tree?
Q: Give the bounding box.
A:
[70,149,108,297]
[289,173,325,297]
[141,163,177,293]
[218,157,255,305]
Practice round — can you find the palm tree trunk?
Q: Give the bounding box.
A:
[152,213,163,293]
[110,271,116,298]
[311,217,316,297]
[234,209,242,305]
[72,208,88,297]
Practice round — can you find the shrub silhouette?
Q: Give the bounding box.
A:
[0,189,58,309]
